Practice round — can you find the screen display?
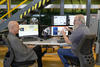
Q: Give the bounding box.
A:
[69,15,75,25]
[51,26,68,36]
[53,16,67,25]
[19,24,38,37]
[69,15,87,25]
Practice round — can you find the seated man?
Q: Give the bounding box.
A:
[57,14,90,67]
[7,21,43,67]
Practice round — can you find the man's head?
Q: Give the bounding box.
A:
[74,14,85,29]
[8,21,19,35]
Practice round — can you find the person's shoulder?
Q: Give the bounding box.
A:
[8,33,13,37]
[7,33,16,40]
[82,26,91,34]
[81,25,88,30]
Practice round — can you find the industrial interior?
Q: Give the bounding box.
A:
[0,0,100,67]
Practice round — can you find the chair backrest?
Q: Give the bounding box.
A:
[2,34,14,67]
[76,34,96,67]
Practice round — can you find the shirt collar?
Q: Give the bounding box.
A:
[9,32,16,36]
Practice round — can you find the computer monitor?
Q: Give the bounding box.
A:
[19,24,38,37]
[51,26,68,36]
[53,16,68,25]
[69,15,87,25]
[69,15,75,25]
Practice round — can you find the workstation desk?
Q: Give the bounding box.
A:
[23,37,71,46]
[23,37,71,55]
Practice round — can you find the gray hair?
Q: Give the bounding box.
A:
[76,14,85,24]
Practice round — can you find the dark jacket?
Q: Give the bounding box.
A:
[7,32,37,62]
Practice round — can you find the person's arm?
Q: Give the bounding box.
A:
[65,26,73,32]
[8,36,33,54]
[61,29,72,44]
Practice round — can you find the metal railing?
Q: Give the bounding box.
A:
[0,0,6,5]
[0,0,53,32]
[0,0,28,20]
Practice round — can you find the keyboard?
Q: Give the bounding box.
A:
[22,37,38,42]
[57,39,65,43]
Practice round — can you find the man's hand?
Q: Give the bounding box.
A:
[61,29,66,36]
[27,45,35,48]
[64,26,72,32]
[61,27,72,44]
[64,26,69,30]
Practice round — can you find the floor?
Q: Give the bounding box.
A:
[0,45,100,67]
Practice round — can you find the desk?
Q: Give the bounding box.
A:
[23,38,71,46]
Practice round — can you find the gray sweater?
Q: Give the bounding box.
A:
[69,24,91,55]
[7,32,37,62]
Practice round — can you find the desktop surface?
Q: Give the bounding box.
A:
[23,37,70,46]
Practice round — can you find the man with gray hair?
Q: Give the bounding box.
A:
[7,21,43,67]
[57,14,90,67]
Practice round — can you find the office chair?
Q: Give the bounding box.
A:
[64,34,96,67]
[2,34,37,67]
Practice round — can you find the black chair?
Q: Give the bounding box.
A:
[64,34,96,67]
[2,34,37,67]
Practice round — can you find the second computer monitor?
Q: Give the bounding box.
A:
[51,26,68,36]
[53,15,68,25]
[69,15,87,25]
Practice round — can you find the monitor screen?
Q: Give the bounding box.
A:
[69,15,75,25]
[51,26,68,36]
[19,24,38,37]
[69,15,87,25]
[53,16,67,25]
